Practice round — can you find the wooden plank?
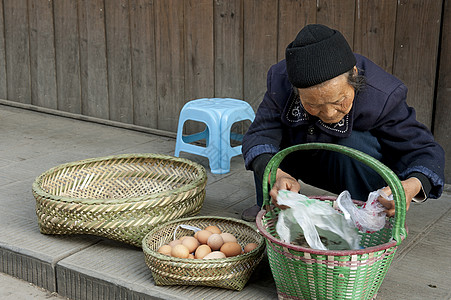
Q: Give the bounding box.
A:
[277,0,316,61]
[316,0,355,47]
[214,0,243,99]
[184,0,214,101]
[129,0,157,128]
[243,0,278,109]
[183,0,214,134]
[54,0,81,114]
[434,0,451,183]
[353,0,397,73]
[78,0,109,119]
[155,0,184,132]
[28,0,57,109]
[393,0,442,128]
[104,0,133,124]
[3,0,31,104]
[0,1,7,99]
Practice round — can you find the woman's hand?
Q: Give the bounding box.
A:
[378,177,422,217]
[269,168,300,208]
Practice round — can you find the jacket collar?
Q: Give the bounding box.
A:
[282,92,354,138]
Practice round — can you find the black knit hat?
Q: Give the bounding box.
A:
[285,24,356,88]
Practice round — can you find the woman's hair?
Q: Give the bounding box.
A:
[347,67,366,92]
[292,67,366,96]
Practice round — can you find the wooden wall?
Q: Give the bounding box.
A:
[0,0,449,182]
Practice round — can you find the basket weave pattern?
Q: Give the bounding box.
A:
[256,143,407,300]
[258,205,398,299]
[142,216,265,291]
[33,154,207,247]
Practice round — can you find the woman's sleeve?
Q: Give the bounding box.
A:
[242,66,286,170]
[373,84,445,198]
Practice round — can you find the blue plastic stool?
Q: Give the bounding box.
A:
[174,98,255,174]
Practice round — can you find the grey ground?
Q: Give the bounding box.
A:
[0,104,450,300]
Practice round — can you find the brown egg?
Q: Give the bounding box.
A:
[195,244,212,259]
[171,244,190,259]
[220,242,242,257]
[203,251,226,259]
[244,243,258,253]
[182,236,199,253]
[157,244,172,256]
[179,235,191,241]
[220,232,237,243]
[168,239,182,248]
[207,234,224,251]
[187,253,195,259]
[204,225,222,234]
[196,230,213,244]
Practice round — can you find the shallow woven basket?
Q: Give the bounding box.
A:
[256,143,407,300]
[142,216,266,291]
[32,153,207,247]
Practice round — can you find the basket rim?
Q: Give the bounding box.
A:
[256,206,404,256]
[263,143,408,245]
[32,153,207,205]
[142,215,265,264]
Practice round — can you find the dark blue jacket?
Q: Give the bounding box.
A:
[242,54,445,198]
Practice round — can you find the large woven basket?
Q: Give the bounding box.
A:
[32,153,207,247]
[256,143,407,300]
[142,216,266,291]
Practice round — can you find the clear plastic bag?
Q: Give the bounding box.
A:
[275,190,362,250]
[336,189,391,233]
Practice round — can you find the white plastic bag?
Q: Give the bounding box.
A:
[336,189,391,233]
[275,190,362,250]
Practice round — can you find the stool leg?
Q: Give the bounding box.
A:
[175,115,209,156]
[219,107,255,173]
[204,122,222,174]
[176,112,223,174]
[174,117,186,157]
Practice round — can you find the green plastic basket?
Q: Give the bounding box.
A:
[256,143,407,300]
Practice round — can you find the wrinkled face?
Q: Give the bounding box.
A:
[298,70,355,124]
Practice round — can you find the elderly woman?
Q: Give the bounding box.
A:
[241,24,445,222]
